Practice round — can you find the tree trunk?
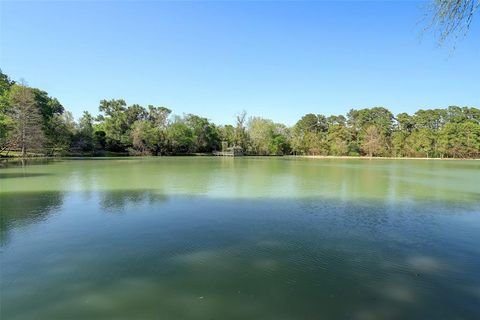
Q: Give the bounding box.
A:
[21,125,26,157]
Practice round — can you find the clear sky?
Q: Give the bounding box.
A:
[1,1,479,125]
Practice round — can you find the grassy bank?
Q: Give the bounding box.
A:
[289,155,480,161]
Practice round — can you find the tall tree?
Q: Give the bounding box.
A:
[30,88,64,151]
[130,120,160,155]
[291,113,329,155]
[166,119,195,154]
[8,84,45,157]
[47,111,76,155]
[185,114,220,152]
[234,111,249,150]
[148,105,171,128]
[0,71,15,151]
[218,125,235,149]
[327,123,350,156]
[75,111,95,151]
[98,99,128,151]
[362,125,385,157]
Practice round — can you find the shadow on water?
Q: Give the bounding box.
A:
[99,189,168,212]
[1,189,480,319]
[0,172,54,179]
[0,158,61,169]
[0,189,170,244]
[0,191,64,245]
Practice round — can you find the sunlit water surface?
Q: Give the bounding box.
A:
[1,157,480,319]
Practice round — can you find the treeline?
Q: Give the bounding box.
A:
[1,71,479,158]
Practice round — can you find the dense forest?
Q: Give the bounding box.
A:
[1,71,479,158]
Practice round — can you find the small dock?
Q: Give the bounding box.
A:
[213,146,244,157]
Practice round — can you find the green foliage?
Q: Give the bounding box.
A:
[218,125,235,149]
[30,88,65,152]
[295,113,328,133]
[247,117,291,155]
[0,112,14,151]
[0,71,478,158]
[347,107,393,137]
[98,99,129,151]
[327,124,350,156]
[31,88,64,120]
[8,84,45,156]
[438,122,480,158]
[148,105,171,128]
[391,131,408,157]
[94,130,107,151]
[46,112,76,155]
[0,71,15,150]
[361,125,386,157]
[234,111,249,151]
[129,120,161,155]
[74,111,95,151]
[166,121,195,154]
[185,114,220,152]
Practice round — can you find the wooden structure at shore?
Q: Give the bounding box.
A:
[213,145,244,157]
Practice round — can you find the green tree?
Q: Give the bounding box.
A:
[148,105,171,128]
[147,106,171,154]
[361,125,385,157]
[346,107,393,156]
[291,113,329,155]
[439,122,480,158]
[130,120,160,155]
[295,113,328,133]
[166,120,195,154]
[248,117,275,155]
[47,111,76,155]
[234,111,249,151]
[391,131,408,157]
[327,123,350,156]
[408,128,436,157]
[8,84,45,157]
[218,125,235,149]
[0,71,15,152]
[98,99,129,151]
[391,113,414,157]
[185,114,220,152]
[73,111,95,151]
[30,88,64,151]
[93,130,107,151]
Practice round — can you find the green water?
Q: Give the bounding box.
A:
[1,157,479,319]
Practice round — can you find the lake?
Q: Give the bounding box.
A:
[1,157,479,319]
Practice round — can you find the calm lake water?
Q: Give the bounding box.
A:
[1,157,480,319]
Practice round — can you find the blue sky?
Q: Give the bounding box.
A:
[1,1,479,125]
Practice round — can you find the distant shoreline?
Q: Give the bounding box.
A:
[1,154,479,161]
